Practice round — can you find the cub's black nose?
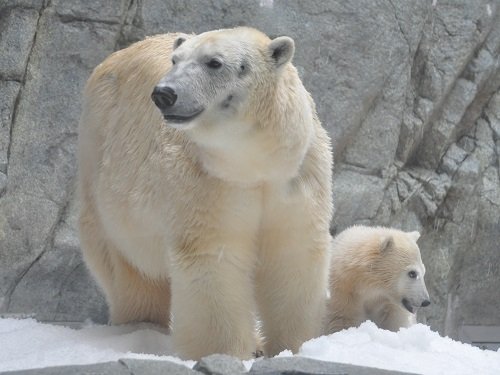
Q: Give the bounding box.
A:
[151,86,177,109]
[421,299,431,307]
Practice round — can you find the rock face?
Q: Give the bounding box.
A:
[0,0,499,340]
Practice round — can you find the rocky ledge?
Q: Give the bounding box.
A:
[1,355,416,375]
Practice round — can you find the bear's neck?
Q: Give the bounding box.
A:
[188,126,303,186]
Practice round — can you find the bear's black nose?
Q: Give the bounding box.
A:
[151,86,177,109]
[421,299,431,307]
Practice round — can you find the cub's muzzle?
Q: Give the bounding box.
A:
[402,297,431,313]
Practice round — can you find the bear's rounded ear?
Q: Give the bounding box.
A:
[173,34,190,50]
[408,231,421,243]
[380,235,394,253]
[268,36,295,68]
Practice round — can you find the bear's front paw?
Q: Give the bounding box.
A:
[253,349,264,358]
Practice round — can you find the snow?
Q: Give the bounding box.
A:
[298,322,500,375]
[1,318,499,374]
[0,318,195,372]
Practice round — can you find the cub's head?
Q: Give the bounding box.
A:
[376,230,431,314]
[151,27,295,130]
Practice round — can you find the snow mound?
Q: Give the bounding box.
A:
[297,321,500,374]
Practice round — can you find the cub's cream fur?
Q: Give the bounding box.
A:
[326,226,430,333]
[77,27,333,360]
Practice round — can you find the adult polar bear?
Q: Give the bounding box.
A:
[77,27,333,360]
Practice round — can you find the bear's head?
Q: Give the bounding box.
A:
[151,27,295,131]
[375,231,431,314]
[151,27,315,185]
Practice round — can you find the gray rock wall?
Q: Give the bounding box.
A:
[0,0,499,340]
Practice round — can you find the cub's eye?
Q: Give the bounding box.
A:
[171,58,176,65]
[206,59,222,69]
[408,270,418,279]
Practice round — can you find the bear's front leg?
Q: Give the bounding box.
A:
[169,245,258,360]
[257,220,331,356]
[379,307,417,332]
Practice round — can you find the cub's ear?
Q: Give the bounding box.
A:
[380,235,394,253]
[173,33,192,50]
[268,36,295,68]
[407,231,421,243]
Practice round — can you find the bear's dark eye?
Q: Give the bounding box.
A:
[240,64,245,71]
[171,58,176,65]
[408,270,417,279]
[206,59,222,69]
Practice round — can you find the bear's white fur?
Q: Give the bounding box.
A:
[77,27,333,360]
[326,226,430,333]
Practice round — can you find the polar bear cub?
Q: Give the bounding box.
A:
[77,27,333,360]
[326,226,430,333]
